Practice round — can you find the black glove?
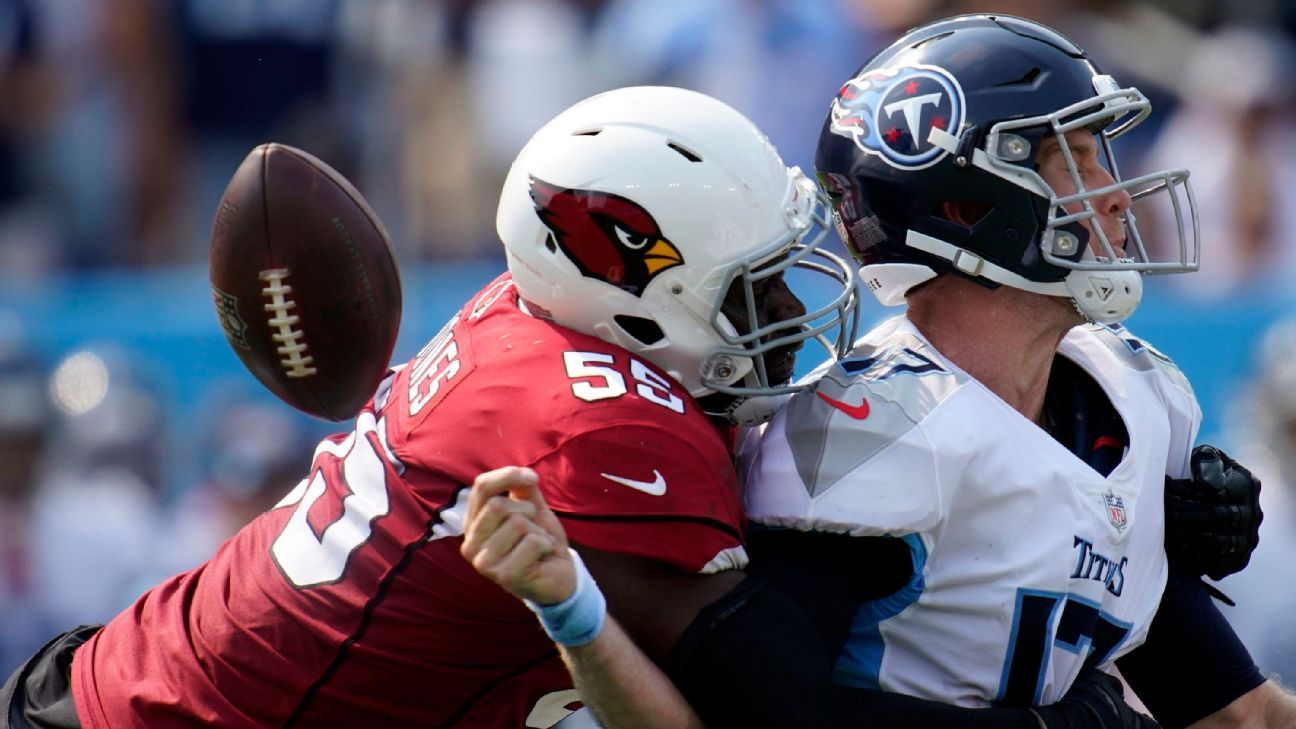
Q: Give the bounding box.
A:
[1031,668,1160,729]
[1164,445,1263,581]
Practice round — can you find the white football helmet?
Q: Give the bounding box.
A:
[497,86,859,406]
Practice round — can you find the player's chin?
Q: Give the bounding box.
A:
[762,347,799,387]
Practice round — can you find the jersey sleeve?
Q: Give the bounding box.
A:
[532,424,746,575]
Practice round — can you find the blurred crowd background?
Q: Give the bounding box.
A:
[2,0,1296,692]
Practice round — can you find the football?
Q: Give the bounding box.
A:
[209,143,402,421]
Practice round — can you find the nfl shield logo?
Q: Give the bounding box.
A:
[1103,489,1128,531]
[212,286,250,350]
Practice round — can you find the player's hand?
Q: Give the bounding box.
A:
[1164,445,1263,581]
[1031,668,1160,729]
[461,466,576,606]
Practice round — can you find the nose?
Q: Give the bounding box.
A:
[763,279,807,333]
[1093,167,1131,218]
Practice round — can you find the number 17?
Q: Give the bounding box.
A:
[998,588,1132,706]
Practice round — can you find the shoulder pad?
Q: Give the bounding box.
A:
[781,332,963,497]
[832,330,964,415]
[1081,324,1194,397]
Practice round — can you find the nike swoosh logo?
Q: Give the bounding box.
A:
[1092,435,1125,452]
[817,391,870,419]
[600,470,667,496]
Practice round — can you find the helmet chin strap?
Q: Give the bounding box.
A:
[726,393,792,426]
[894,230,1142,324]
[699,361,793,426]
[1061,267,1143,323]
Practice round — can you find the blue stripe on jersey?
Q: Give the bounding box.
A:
[831,534,928,688]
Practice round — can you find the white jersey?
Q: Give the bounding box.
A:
[740,316,1201,707]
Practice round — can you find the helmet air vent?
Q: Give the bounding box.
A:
[572,128,603,137]
[993,67,1043,88]
[912,30,955,49]
[614,315,665,345]
[667,142,702,163]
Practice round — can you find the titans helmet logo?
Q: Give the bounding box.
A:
[829,63,965,170]
[529,177,684,297]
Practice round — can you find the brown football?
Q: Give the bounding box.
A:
[209,143,402,421]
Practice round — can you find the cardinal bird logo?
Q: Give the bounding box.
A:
[530,177,684,297]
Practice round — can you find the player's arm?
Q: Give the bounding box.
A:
[466,468,1156,729]
[642,533,1155,729]
[1145,447,1296,727]
[1185,682,1296,729]
[561,614,708,729]
[462,466,707,729]
[1115,565,1294,728]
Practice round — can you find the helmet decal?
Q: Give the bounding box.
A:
[830,64,966,170]
[529,176,684,297]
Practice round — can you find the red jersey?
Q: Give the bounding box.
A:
[71,275,746,728]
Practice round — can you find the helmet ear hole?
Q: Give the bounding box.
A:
[614,315,665,345]
[939,200,993,228]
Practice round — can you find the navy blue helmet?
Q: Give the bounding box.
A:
[817,14,1199,323]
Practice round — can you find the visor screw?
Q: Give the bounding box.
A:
[716,362,735,380]
[955,155,969,168]
[1055,233,1078,255]
[671,284,683,295]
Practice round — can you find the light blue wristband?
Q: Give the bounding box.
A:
[524,548,607,647]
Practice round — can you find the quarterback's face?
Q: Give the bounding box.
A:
[1037,129,1131,258]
